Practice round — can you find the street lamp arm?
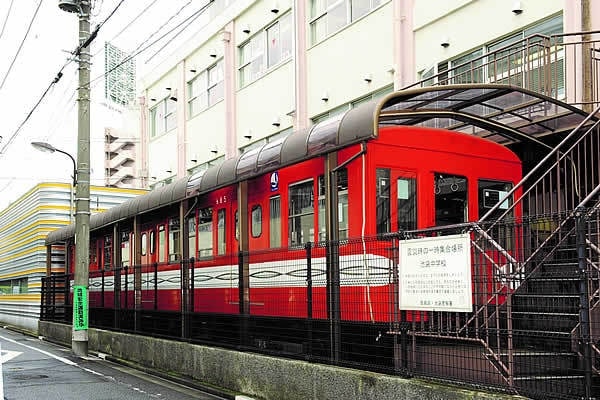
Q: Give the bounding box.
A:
[54,148,77,187]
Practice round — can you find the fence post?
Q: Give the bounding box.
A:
[154,262,159,311]
[305,242,313,359]
[238,250,250,349]
[575,206,592,398]
[113,265,121,330]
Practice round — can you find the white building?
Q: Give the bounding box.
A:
[135,0,599,187]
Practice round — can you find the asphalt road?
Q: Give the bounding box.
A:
[0,327,227,400]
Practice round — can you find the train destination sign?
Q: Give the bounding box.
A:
[399,233,472,312]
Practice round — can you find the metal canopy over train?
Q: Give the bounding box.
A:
[45,84,595,245]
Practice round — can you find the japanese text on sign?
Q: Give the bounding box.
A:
[399,234,472,312]
[73,285,88,330]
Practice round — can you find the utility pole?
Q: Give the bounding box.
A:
[59,0,91,357]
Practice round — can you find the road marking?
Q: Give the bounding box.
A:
[0,335,76,366]
[0,350,22,364]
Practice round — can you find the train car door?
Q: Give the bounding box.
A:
[140,226,157,266]
[375,168,418,234]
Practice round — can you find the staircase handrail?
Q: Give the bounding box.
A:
[479,104,600,226]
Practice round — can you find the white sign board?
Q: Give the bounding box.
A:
[399,233,472,312]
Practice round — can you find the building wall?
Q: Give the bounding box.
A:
[0,183,147,332]
[413,0,563,74]
[137,0,588,187]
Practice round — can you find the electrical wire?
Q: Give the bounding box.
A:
[0,0,43,90]
[89,0,213,89]
[144,3,206,64]
[0,0,16,42]
[0,0,128,155]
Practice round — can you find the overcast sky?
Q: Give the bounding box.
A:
[0,0,203,210]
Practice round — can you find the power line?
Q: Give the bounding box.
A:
[0,0,15,42]
[90,0,213,89]
[0,0,43,90]
[0,0,129,155]
[144,2,206,64]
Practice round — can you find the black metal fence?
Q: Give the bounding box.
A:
[41,207,600,400]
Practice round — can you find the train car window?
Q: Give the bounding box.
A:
[103,235,112,270]
[121,231,130,267]
[235,210,239,241]
[169,218,181,262]
[376,169,391,234]
[217,209,226,255]
[187,217,197,260]
[89,242,98,270]
[251,205,262,238]
[269,196,281,247]
[479,180,514,249]
[435,173,468,226]
[397,177,417,230]
[289,180,315,246]
[149,230,155,255]
[198,207,213,258]
[318,168,348,241]
[158,225,167,263]
[141,233,147,256]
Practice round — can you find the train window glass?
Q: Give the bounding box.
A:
[158,225,167,263]
[435,173,468,226]
[270,196,281,247]
[188,217,197,260]
[317,168,348,241]
[478,180,514,249]
[149,231,155,255]
[198,208,213,258]
[376,169,391,234]
[217,209,226,255]
[89,242,97,270]
[251,205,262,238]
[397,177,417,230]
[289,180,315,246]
[169,218,181,262]
[103,235,112,270]
[141,233,147,256]
[121,232,130,267]
[235,210,239,241]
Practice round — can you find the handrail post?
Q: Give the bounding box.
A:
[575,206,592,398]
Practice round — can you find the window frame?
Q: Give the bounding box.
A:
[238,13,292,88]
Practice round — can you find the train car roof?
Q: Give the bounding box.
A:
[46,84,596,244]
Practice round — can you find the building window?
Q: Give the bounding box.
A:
[239,13,292,87]
[310,0,382,44]
[419,15,564,97]
[188,59,224,118]
[312,85,393,124]
[150,97,177,138]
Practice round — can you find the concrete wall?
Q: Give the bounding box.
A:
[39,321,525,400]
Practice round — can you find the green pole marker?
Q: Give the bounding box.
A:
[73,285,88,330]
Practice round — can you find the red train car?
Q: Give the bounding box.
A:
[46,97,521,324]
